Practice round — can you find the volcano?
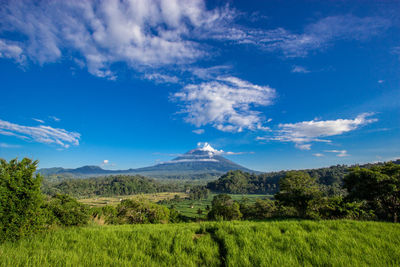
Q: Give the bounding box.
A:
[38,143,256,179]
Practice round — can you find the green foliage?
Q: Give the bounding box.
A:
[44,194,90,226]
[188,185,209,200]
[344,163,400,222]
[275,171,322,218]
[208,194,242,221]
[0,158,45,242]
[42,175,194,198]
[114,199,170,224]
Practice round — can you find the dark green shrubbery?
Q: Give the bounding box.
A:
[113,199,170,224]
[44,194,90,226]
[0,159,45,242]
[208,194,242,221]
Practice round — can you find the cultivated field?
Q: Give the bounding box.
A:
[79,192,188,207]
[1,220,399,266]
[79,193,270,219]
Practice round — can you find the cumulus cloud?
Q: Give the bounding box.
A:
[0,119,80,148]
[0,0,235,78]
[325,150,349,157]
[0,0,389,78]
[263,113,377,149]
[174,76,276,132]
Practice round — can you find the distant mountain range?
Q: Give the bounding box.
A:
[38,143,256,179]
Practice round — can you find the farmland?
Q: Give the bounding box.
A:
[79,193,271,219]
[1,220,399,266]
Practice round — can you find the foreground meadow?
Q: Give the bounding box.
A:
[1,220,399,267]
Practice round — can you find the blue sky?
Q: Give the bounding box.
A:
[0,0,399,172]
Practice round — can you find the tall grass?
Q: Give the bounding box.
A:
[1,220,399,266]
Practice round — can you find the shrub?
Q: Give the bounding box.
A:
[275,171,322,218]
[208,194,242,221]
[0,158,45,242]
[114,199,170,224]
[44,194,90,226]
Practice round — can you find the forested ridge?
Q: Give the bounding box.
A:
[42,175,194,198]
[207,159,400,194]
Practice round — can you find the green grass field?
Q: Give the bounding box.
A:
[1,220,399,266]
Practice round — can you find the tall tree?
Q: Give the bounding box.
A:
[344,163,400,222]
[275,171,322,218]
[0,158,44,241]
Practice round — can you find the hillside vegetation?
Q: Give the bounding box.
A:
[207,159,400,195]
[1,220,399,267]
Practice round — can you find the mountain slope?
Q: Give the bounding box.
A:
[38,143,256,179]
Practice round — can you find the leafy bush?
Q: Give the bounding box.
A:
[114,199,170,224]
[0,158,45,242]
[344,163,400,222]
[208,194,242,221]
[44,194,90,226]
[275,171,322,218]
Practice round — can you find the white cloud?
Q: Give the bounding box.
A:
[211,15,390,58]
[0,119,80,148]
[144,73,180,84]
[192,129,205,135]
[103,160,109,165]
[325,150,349,157]
[378,80,384,84]
[0,39,25,63]
[313,153,324,157]
[0,0,235,79]
[295,143,311,150]
[0,143,21,148]
[174,76,276,132]
[32,118,45,124]
[263,113,377,149]
[49,116,60,122]
[292,65,310,73]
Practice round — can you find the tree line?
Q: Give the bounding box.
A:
[206,160,400,195]
[42,175,197,198]
[207,163,400,223]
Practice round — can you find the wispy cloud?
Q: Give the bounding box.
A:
[261,113,377,149]
[0,143,21,148]
[32,118,44,124]
[144,73,180,84]
[0,0,389,79]
[211,15,390,58]
[313,153,324,157]
[0,0,234,79]
[192,129,205,135]
[0,119,80,148]
[49,116,60,122]
[325,150,349,157]
[174,76,276,132]
[292,65,310,73]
